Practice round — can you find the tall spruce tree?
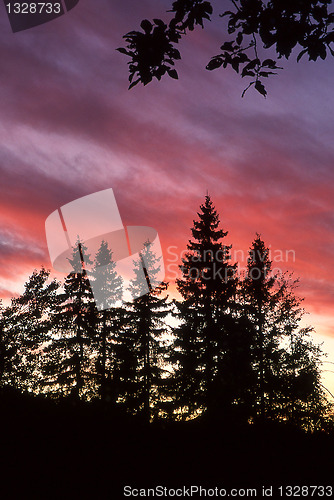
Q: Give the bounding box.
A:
[43,239,96,400]
[90,240,124,402]
[172,195,238,420]
[243,234,331,428]
[122,241,169,422]
[243,234,275,421]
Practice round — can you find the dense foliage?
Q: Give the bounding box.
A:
[118,0,334,96]
[0,196,332,430]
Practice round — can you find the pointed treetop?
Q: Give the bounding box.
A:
[67,237,92,274]
[245,234,276,305]
[191,195,228,247]
[94,240,113,267]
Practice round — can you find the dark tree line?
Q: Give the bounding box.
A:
[0,196,333,431]
[118,0,334,96]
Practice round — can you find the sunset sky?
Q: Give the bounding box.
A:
[1,0,334,395]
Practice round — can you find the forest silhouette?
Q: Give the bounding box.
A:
[0,195,333,496]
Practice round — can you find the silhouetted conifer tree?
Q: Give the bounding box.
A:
[121,241,169,422]
[0,202,331,437]
[243,234,332,428]
[172,195,238,419]
[90,240,123,402]
[243,234,275,420]
[43,240,96,400]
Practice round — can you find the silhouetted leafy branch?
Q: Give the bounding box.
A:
[118,0,334,97]
[117,19,182,88]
